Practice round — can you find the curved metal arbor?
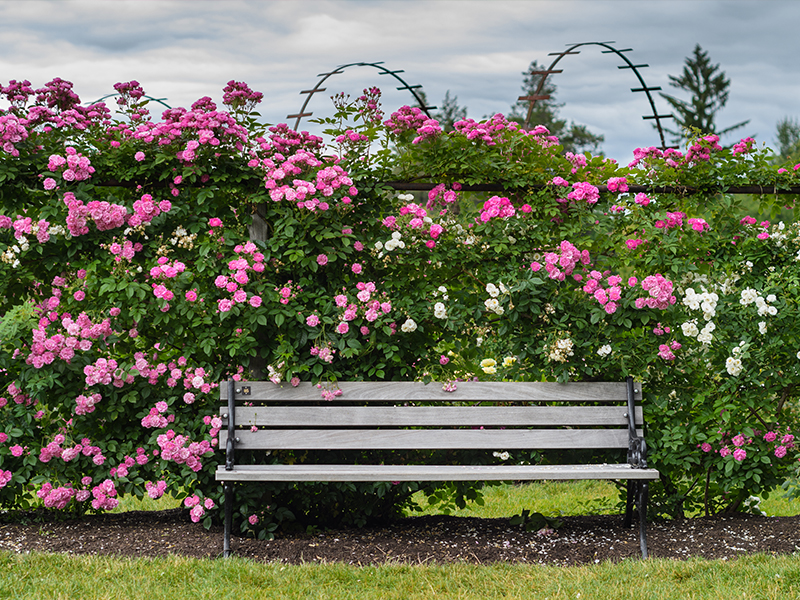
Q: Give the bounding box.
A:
[90,94,172,110]
[288,61,435,131]
[519,41,673,150]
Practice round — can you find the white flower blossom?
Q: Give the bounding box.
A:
[726,356,743,376]
[740,288,759,305]
[433,302,447,319]
[597,344,612,357]
[681,321,699,338]
[400,318,417,333]
[548,337,574,363]
[486,283,500,298]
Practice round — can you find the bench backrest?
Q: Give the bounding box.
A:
[219,380,644,453]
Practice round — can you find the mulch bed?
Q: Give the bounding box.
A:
[2,508,799,565]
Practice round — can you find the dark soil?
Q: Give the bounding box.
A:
[2,508,799,565]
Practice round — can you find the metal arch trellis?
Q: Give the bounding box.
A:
[89,94,172,110]
[287,61,436,131]
[519,41,674,150]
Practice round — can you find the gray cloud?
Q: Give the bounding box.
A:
[0,0,796,160]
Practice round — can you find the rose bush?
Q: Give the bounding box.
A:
[1,78,800,535]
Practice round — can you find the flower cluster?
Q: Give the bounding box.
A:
[582,272,623,315]
[530,240,590,282]
[90,479,119,510]
[0,113,29,156]
[400,318,417,333]
[222,80,263,112]
[64,193,129,235]
[383,105,430,136]
[479,196,518,223]
[565,182,600,205]
[145,480,167,499]
[484,282,508,316]
[156,430,212,472]
[683,287,719,321]
[426,183,461,210]
[546,336,574,363]
[654,211,685,230]
[46,146,95,183]
[141,401,174,428]
[633,274,676,310]
[316,382,343,402]
[380,194,444,249]
[310,341,336,363]
[214,242,265,311]
[739,288,778,317]
[452,113,520,146]
[27,309,113,369]
[184,494,216,522]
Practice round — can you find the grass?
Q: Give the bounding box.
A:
[2,552,800,600]
[2,481,798,600]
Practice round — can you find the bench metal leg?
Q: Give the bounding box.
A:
[638,481,649,559]
[223,482,233,558]
[624,481,635,529]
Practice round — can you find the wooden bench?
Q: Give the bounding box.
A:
[216,377,660,558]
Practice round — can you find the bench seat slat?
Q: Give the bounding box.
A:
[222,381,642,403]
[220,428,641,450]
[216,463,661,482]
[222,405,644,427]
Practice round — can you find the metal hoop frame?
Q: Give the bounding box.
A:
[520,41,673,150]
[288,61,435,131]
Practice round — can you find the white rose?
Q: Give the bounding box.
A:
[597,344,612,357]
[400,318,417,333]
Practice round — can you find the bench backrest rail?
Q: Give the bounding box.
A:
[221,379,644,454]
[221,381,642,403]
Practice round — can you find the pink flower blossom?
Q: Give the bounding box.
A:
[317,254,328,266]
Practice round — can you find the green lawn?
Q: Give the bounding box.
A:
[2,481,797,600]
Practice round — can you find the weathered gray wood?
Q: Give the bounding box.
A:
[220,381,643,403]
[221,405,645,427]
[220,428,638,450]
[216,463,661,482]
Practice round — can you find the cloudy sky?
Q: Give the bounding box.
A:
[1,0,797,161]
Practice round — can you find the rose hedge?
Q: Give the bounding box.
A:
[1,79,800,535]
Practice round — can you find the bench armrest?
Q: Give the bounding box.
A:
[628,436,648,469]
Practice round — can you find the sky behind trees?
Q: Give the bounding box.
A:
[1,0,797,161]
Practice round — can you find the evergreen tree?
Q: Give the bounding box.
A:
[434,90,467,132]
[509,60,604,155]
[775,116,800,162]
[661,44,749,143]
